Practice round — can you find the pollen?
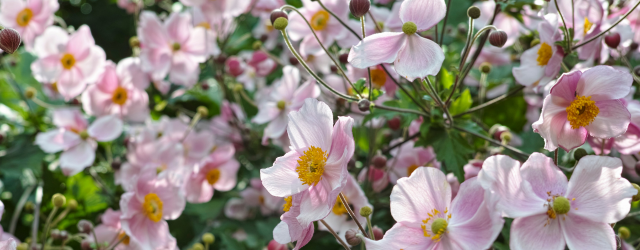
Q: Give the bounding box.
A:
[407,164,419,177]
[283,196,292,212]
[60,53,76,70]
[332,195,349,215]
[296,146,328,186]
[420,208,451,242]
[142,193,163,223]
[536,42,553,66]
[16,8,33,27]
[205,169,221,185]
[311,10,330,31]
[566,95,599,129]
[370,68,387,88]
[583,17,593,36]
[111,86,128,106]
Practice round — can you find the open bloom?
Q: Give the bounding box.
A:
[288,0,348,56]
[120,169,184,250]
[82,58,150,122]
[588,99,640,155]
[35,109,122,176]
[478,153,637,250]
[388,139,440,183]
[185,144,240,203]
[318,175,372,242]
[0,0,59,47]
[532,66,632,151]
[348,0,446,81]
[365,167,503,249]
[31,25,106,100]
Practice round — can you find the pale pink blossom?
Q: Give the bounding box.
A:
[388,139,440,183]
[185,144,240,203]
[588,99,640,155]
[318,175,372,242]
[0,201,19,247]
[240,178,285,216]
[267,240,288,250]
[0,0,59,47]
[191,6,222,57]
[180,0,250,19]
[207,101,245,147]
[224,197,251,220]
[252,0,286,18]
[288,0,348,56]
[35,109,123,176]
[31,25,106,100]
[117,0,142,14]
[478,153,637,250]
[253,16,281,50]
[365,167,503,249]
[532,66,632,151]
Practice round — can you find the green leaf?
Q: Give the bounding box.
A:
[0,134,45,177]
[449,88,472,115]
[440,68,454,89]
[353,78,367,94]
[422,129,473,181]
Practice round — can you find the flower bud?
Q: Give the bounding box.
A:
[58,230,69,241]
[604,33,621,48]
[226,57,244,77]
[233,84,244,92]
[192,243,204,250]
[330,65,338,73]
[359,206,372,217]
[573,148,587,161]
[197,106,208,117]
[25,87,36,99]
[77,219,93,234]
[387,117,401,130]
[252,40,262,50]
[202,233,215,244]
[358,99,370,112]
[111,160,121,171]
[372,155,387,169]
[372,226,384,240]
[467,6,481,19]
[339,53,349,64]
[345,229,362,246]
[17,243,29,250]
[479,62,491,74]
[201,83,209,90]
[81,240,93,250]
[52,193,66,208]
[129,36,140,48]
[489,30,508,48]
[349,0,370,18]
[273,17,288,31]
[619,226,631,240]
[530,38,540,47]
[0,28,21,54]
[51,229,61,240]
[289,57,299,65]
[632,183,640,202]
[270,10,288,27]
[631,42,639,51]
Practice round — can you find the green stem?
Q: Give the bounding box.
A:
[572,0,640,50]
[372,103,429,117]
[554,0,572,53]
[439,0,453,46]
[554,148,559,165]
[424,78,453,127]
[453,85,525,118]
[366,216,374,240]
[380,65,431,115]
[339,193,370,239]
[453,125,530,159]
[361,15,373,100]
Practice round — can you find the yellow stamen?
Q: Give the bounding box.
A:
[566,95,599,129]
[51,82,58,93]
[118,232,130,245]
[259,196,265,204]
[196,22,211,30]
[111,86,128,106]
[205,169,221,185]
[142,193,163,223]
[295,146,328,186]
[310,10,330,31]
[60,54,76,70]
[16,8,33,27]
[332,195,349,215]
[283,196,292,212]
[584,17,593,36]
[407,164,419,177]
[536,42,553,66]
[370,68,387,88]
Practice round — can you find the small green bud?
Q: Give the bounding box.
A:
[467,6,481,19]
[252,40,262,50]
[619,226,631,240]
[573,148,588,161]
[359,206,372,217]
[553,196,570,215]
[52,193,66,208]
[479,62,492,74]
[67,199,78,210]
[17,243,29,250]
[197,106,208,117]
[402,22,417,35]
[129,36,140,48]
[233,84,244,92]
[25,87,36,99]
[202,233,215,244]
[273,17,288,31]
[277,100,286,110]
[192,243,204,250]
[530,38,540,47]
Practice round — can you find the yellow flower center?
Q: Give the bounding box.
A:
[142,193,163,223]
[16,8,33,27]
[172,42,181,52]
[196,22,211,30]
[332,196,349,215]
[266,22,274,32]
[583,17,593,36]
[206,169,221,185]
[310,10,330,31]
[283,196,293,212]
[111,86,128,106]
[370,68,387,88]
[420,207,451,242]
[566,95,599,129]
[259,195,265,204]
[296,146,328,186]
[60,54,76,70]
[277,100,286,110]
[118,232,130,245]
[51,82,58,93]
[536,42,552,66]
[407,164,420,177]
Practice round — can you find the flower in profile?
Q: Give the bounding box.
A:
[138,11,207,87]
[31,25,106,100]
[120,169,184,250]
[36,109,123,176]
[287,0,349,56]
[0,0,59,47]
[252,66,320,144]
[365,167,503,249]
[348,0,446,81]
[318,175,372,242]
[82,58,150,122]
[478,153,637,250]
[185,144,240,203]
[532,66,632,151]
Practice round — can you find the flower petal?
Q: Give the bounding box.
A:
[59,141,96,176]
[364,223,434,250]
[519,153,568,200]
[260,150,306,197]
[399,0,446,31]
[88,115,123,142]
[390,167,451,224]
[35,129,81,153]
[550,70,581,102]
[348,32,406,69]
[577,65,632,101]
[562,213,616,250]
[394,34,444,81]
[510,214,565,250]
[512,44,545,86]
[287,98,333,151]
[550,112,589,151]
[586,99,630,139]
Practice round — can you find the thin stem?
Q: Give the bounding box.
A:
[259,47,284,66]
[561,61,570,72]
[365,216,374,240]
[439,0,453,46]
[554,0,571,52]
[382,133,421,154]
[316,0,361,40]
[50,206,72,228]
[372,104,429,117]
[10,184,36,234]
[424,78,453,127]
[361,15,373,100]
[319,219,351,250]
[453,125,530,159]
[380,65,431,115]
[181,111,202,142]
[238,89,257,107]
[453,85,525,118]
[30,182,43,249]
[368,11,382,33]
[107,235,126,250]
[41,207,59,245]
[339,193,370,239]
[554,148,559,166]
[571,0,575,37]
[572,0,640,50]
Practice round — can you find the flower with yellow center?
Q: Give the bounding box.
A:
[283,196,293,212]
[420,207,451,242]
[583,17,593,36]
[536,42,552,66]
[142,193,163,223]
[206,169,221,185]
[118,232,131,245]
[332,195,349,215]
[16,8,33,27]
[566,95,599,129]
[370,68,387,88]
[407,164,419,177]
[295,146,328,186]
[310,10,330,31]
[111,87,128,106]
[60,53,76,70]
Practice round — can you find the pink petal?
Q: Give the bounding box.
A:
[154,178,186,220]
[260,150,307,197]
[95,61,119,93]
[510,214,565,250]
[117,57,150,90]
[394,34,444,81]
[549,112,588,151]
[212,159,240,191]
[60,140,96,176]
[181,27,208,60]
[57,67,86,100]
[165,12,191,44]
[512,44,545,86]
[364,223,433,250]
[390,167,451,224]
[52,108,88,130]
[252,103,281,124]
[88,115,123,142]
[76,46,106,85]
[399,0,446,31]
[273,221,291,244]
[550,70,581,102]
[562,214,616,250]
[519,153,568,200]
[185,174,212,203]
[326,117,355,166]
[138,11,170,47]
[35,129,81,153]
[32,26,68,58]
[263,115,288,140]
[587,99,631,139]
[66,25,95,61]
[348,32,406,69]
[287,98,333,151]
[290,80,320,110]
[566,156,637,223]
[577,65,632,101]
[31,55,63,84]
[449,178,486,224]
[296,180,335,226]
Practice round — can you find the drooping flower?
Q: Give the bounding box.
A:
[185,144,240,203]
[348,0,446,81]
[532,65,632,151]
[287,0,349,56]
[478,153,637,250]
[0,0,59,48]
[365,167,503,249]
[31,25,106,100]
[318,175,372,242]
[35,109,123,176]
[474,0,522,48]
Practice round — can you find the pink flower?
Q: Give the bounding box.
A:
[252,66,320,144]
[252,0,286,18]
[208,101,245,147]
[117,0,142,14]
[31,25,106,100]
[463,159,483,180]
[82,58,150,122]
[478,153,637,250]
[588,99,640,155]
[138,11,207,87]
[0,0,59,47]
[532,66,632,151]
[190,6,222,57]
[119,169,184,250]
[0,201,19,246]
[287,0,349,56]
[36,109,123,176]
[573,0,606,60]
[348,0,446,81]
[365,167,503,249]
[92,209,164,250]
[180,0,250,19]
[240,178,285,216]
[357,166,390,193]
[318,175,372,242]
[267,239,288,250]
[388,139,440,183]
[512,14,563,90]
[185,144,240,203]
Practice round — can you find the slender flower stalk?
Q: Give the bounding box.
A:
[453,85,525,117]
[339,193,370,239]
[453,124,530,159]
[320,219,350,249]
[424,78,453,127]
[317,0,361,40]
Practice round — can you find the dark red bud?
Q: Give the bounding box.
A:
[0,28,21,54]
[339,53,349,64]
[226,57,244,77]
[289,57,299,65]
[330,65,338,73]
[349,0,371,18]
[372,155,387,169]
[604,33,621,48]
[358,99,370,112]
[201,83,209,90]
[372,226,384,240]
[270,10,288,26]
[489,30,508,48]
[387,117,401,130]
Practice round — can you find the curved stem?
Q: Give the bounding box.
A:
[439,0,453,46]
[572,0,640,50]
[382,132,420,154]
[554,0,571,53]
[316,0,361,40]
[41,207,58,245]
[453,85,525,118]
[453,125,530,160]
[339,193,370,239]
[379,65,431,115]
[424,78,453,127]
[368,11,382,33]
[30,182,43,249]
[372,103,429,117]
[320,219,351,249]
[10,184,36,234]
[554,148,559,165]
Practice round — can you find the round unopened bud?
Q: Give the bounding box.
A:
[226,57,244,77]
[358,99,370,112]
[345,229,362,246]
[553,197,570,214]
[52,193,66,208]
[58,230,69,241]
[349,0,370,18]
[632,183,640,202]
[17,243,29,250]
[201,83,209,90]
[479,62,492,74]
[67,199,78,210]
[233,84,244,92]
[81,240,93,250]
[197,106,208,117]
[605,33,621,48]
[619,226,631,240]
[77,219,93,234]
[270,10,288,27]
[51,229,61,240]
[202,233,215,244]
[359,206,372,217]
[129,36,140,48]
[25,87,36,99]
[330,65,338,73]
[252,40,262,50]
[372,155,387,169]
[631,42,639,51]
[192,243,204,250]
[387,117,401,131]
[467,6,481,19]
[273,17,288,31]
[372,226,384,240]
[402,22,417,35]
[0,28,21,54]
[573,148,588,161]
[499,131,512,143]
[489,30,508,48]
[339,53,349,64]
[530,38,540,47]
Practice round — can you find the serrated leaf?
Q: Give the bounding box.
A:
[449,89,472,115]
[422,129,473,181]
